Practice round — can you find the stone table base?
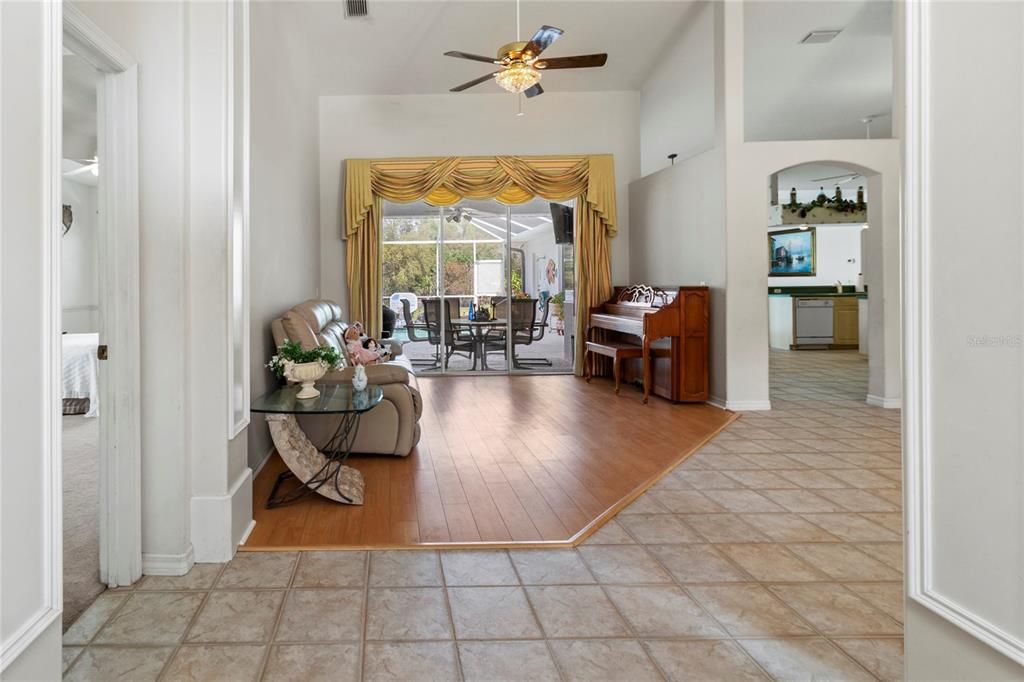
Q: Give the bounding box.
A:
[265,413,365,506]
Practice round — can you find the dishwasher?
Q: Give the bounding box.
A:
[795,298,834,345]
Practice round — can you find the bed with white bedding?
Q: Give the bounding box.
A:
[63,333,99,417]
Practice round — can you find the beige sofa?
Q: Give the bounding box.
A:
[271,300,422,456]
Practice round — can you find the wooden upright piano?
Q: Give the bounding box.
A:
[587,284,710,402]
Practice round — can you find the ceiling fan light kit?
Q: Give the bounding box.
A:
[494,62,541,94]
[443,5,608,104]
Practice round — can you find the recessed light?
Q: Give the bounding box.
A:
[800,29,842,44]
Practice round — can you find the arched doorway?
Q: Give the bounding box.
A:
[766,162,873,405]
[722,141,901,412]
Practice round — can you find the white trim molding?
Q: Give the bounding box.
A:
[226,0,251,439]
[190,467,253,563]
[902,0,1024,666]
[866,394,901,409]
[142,546,196,577]
[724,399,772,412]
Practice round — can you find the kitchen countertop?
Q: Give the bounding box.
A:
[768,292,868,299]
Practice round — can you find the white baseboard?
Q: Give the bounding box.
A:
[191,467,253,563]
[142,544,195,576]
[725,399,773,412]
[238,519,257,546]
[867,394,902,409]
[707,396,727,410]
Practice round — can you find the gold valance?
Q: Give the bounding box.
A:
[343,155,616,375]
[346,155,617,239]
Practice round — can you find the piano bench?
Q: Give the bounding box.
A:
[584,340,648,402]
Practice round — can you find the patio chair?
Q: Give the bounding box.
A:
[515,299,553,368]
[492,298,548,369]
[434,298,475,370]
[402,298,439,369]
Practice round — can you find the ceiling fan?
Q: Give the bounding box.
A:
[443,6,608,99]
[811,172,862,185]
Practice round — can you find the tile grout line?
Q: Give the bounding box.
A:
[153,562,228,681]
[253,552,301,681]
[508,549,571,682]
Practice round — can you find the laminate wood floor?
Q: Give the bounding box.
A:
[245,375,735,549]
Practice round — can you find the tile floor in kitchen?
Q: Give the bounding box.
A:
[63,350,903,681]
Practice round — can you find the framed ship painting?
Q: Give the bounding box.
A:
[768,226,816,276]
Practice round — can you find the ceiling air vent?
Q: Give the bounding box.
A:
[345,0,369,18]
[800,29,842,44]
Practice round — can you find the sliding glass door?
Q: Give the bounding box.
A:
[382,198,574,375]
[440,201,508,372]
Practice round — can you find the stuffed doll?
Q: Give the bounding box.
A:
[362,337,391,361]
[344,326,381,366]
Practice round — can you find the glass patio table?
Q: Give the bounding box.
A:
[251,383,383,507]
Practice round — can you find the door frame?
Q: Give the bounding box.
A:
[62,5,142,587]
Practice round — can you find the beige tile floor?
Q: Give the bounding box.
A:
[63,350,903,681]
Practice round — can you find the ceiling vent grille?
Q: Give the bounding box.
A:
[800,29,842,44]
[345,0,368,18]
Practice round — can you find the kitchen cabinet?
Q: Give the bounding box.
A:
[833,297,859,347]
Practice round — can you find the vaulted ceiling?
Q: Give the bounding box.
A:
[745,0,893,141]
[266,0,696,95]
[263,0,893,141]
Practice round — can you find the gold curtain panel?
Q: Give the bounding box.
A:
[344,155,616,375]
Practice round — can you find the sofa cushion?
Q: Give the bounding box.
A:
[280,310,318,350]
[293,300,342,335]
[318,321,350,366]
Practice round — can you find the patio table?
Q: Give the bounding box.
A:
[452,318,507,371]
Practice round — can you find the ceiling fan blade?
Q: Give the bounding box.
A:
[523,25,563,57]
[536,54,608,70]
[450,72,500,92]
[444,51,501,64]
[810,173,861,183]
[523,83,544,99]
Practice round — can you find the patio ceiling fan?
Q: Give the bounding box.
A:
[811,172,862,185]
[443,0,607,99]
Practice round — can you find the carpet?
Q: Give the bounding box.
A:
[62,415,104,630]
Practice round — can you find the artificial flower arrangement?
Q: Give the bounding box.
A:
[267,340,342,380]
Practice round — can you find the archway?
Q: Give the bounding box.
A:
[723,140,902,412]
[766,162,874,405]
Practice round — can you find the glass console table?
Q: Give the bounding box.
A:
[251,384,383,507]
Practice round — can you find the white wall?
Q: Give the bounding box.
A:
[318,91,641,311]
[247,2,321,471]
[904,1,1024,674]
[77,0,252,568]
[0,1,62,676]
[720,2,901,410]
[61,178,99,332]
[639,1,715,177]
[767,223,864,288]
[629,147,727,403]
